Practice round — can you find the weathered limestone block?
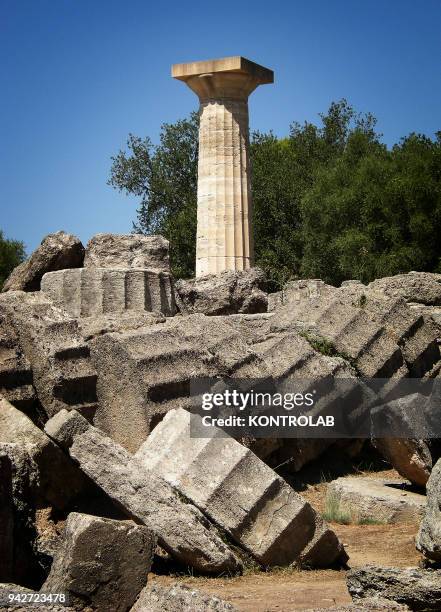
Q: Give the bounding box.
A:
[0,443,45,588]
[45,409,242,575]
[0,292,97,419]
[220,311,274,339]
[88,306,363,478]
[2,232,84,293]
[270,282,441,380]
[327,477,426,523]
[373,438,432,488]
[41,268,177,317]
[175,268,268,316]
[130,583,237,612]
[0,453,14,582]
[416,457,441,561]
[89,313,263,452]
[346,566,441,611]
[172,57,273,276]
[298,512,349,569]
[368,272,441,306]
[84,233,170,272]
[267,279,328,312]
[416,305,441,329]
[357,291,440,379]
[305,599,410,611]
[371,393,437,487]
[0,394,87,509]
[78,311,165,341]
[135,408,347,567]
[246,330,358,473]
[43,513,155,612]
[89,307,361,461]
[0,313,35,412]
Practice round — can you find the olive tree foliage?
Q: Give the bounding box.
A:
[0,230,26,288]
[109,113,198,278]
[251,100,380,287]
[109,101,441,286]
[301,131,441,285]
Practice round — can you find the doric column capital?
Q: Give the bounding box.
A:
[183,72,262,103]
[172,56,273,102]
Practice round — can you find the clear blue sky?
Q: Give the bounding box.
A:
[1,0,440,254]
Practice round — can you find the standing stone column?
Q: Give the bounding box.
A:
[172,57,273,277]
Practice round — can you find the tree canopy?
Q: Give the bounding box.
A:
[109,100,441,287]
[0,230,26,288]
[109,114,198,279]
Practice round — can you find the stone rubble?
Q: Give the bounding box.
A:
[0,314,35,413]
[175,268,268,315]
[267,278,441,478]
[44,409,242,575]
[2,232,84,293]
[89,308,359,456]
[346,566,441,611]
[367,272,441,306]
[135,407,347,567]
[130,583,237,612]
[87,313,262,452]
[0,292,98,419]
[0,394,88,509]
[2,230,441,610]
[41,234,177,317]
[327,476,426,523]
[84,233,170,272]
[416,456,441,561]
[269,280,440,380]
[42,512,155,612]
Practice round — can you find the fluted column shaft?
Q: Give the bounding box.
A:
[184,72,260,277]
[196,97,253,276]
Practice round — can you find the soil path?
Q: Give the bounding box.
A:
[150,522,421,611]
[149,471,423,611]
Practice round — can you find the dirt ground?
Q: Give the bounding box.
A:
[149,468,424,611]
[149,522,421,611]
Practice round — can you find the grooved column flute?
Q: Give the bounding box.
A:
[172,57,274,277]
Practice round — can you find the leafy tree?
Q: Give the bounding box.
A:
[300,131,441,284]
[251,134,303,288]
[109,113,198,278]
[109,100,440,286]
[0,231,26,288]
[252,100,380,287]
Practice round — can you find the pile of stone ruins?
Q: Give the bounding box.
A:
[0,229,440,611]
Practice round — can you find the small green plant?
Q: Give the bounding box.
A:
[357,516,385,525]
[323,491,386,525]
[242,557,263,576]
[299,330,357,367]
[299,331,338,357]
[322,491,352,524]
